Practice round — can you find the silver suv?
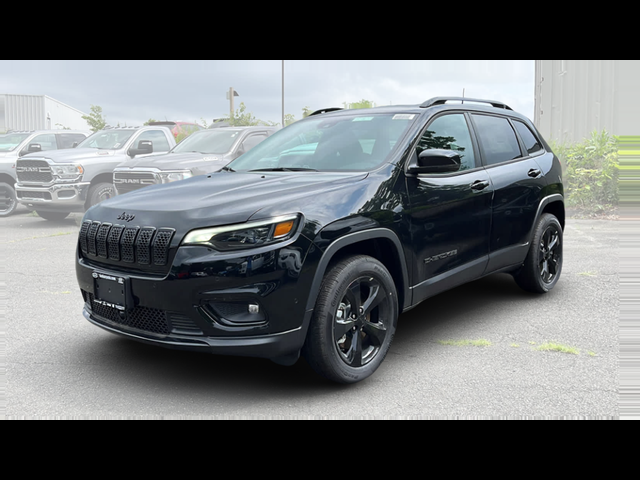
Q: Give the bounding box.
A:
[113,126,278,195]
[0,130,89,217]
[15,125,176,221]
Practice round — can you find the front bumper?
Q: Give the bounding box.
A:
[76,233,317,361]
[15,182,90,210]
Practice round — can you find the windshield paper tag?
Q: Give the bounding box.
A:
[352,117,374,122]
[393,114,415,120]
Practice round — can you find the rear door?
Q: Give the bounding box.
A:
[468,113,547,272]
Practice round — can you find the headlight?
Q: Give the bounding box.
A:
[52,164,83,179]
[182,214,301,251]
[158,170,193,184]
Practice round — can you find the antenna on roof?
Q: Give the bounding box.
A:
[462,88,465,104]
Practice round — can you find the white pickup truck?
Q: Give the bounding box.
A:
[14,125,176,221]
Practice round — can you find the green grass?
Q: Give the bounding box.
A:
[510,343,520,348]
[578,271,598,277]
[535,342,580,355]
[438,339,491,347]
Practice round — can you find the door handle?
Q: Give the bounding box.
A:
[471,180,490,191]
[528,168,542,178]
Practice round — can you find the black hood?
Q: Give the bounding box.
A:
[85,170,369,235]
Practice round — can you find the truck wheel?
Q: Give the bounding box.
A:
[36,211,70,221]
[0,182,17,217]
[513,213,563,293]
[86,182,115,209]
[302,255,398,384]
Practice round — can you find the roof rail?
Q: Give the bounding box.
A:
[308,107,343,117]
[420,97,512,110]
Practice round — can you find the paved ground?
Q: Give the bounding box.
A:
[2,207,619,419]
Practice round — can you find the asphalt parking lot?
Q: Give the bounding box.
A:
[2,205,619,419]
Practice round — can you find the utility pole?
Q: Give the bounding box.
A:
[282,60,285,128]
[227,87,239,119]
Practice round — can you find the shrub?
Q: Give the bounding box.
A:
[550,130,619,215]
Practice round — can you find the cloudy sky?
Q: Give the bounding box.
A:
[0,60,535,127]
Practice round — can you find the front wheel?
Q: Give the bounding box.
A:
[86,182,115,210]
[513,213,563,293]
[302,255,398,384]
[0,182,17,217]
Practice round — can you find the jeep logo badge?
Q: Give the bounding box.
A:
[117,212,136,222]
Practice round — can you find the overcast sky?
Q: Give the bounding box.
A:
[0,60,535,127]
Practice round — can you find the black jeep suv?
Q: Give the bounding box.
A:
[75,97,564,384]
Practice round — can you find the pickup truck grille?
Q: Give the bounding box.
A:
[113,172,157,194]
[16,159,53,183]
[79,220,175,269]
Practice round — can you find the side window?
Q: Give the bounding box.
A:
[242,134,268,152]
[30,133,58,151]
[135,130,171,152]
[57,133,86,149]
[415,114,476,171]
[471,114,522,166]
[513,120,543,156]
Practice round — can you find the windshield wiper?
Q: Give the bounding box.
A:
[248,167,319,172]
[221,166,235,172]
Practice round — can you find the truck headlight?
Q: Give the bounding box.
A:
[158,170,193,184]
[182,214,301,251]
[52,164,83,179]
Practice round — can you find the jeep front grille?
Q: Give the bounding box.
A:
[79,220,175,269]
[16,159,53,183]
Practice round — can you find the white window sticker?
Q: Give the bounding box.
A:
[352,117,374,122]
[393,114,415,120]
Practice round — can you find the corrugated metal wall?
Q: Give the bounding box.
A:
[535,60,640,144]
[0,94,46,131]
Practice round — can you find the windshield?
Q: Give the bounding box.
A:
[226,113,417,172]
[76,129,136,149]
[0,133,30,152]
[172,129,243,154]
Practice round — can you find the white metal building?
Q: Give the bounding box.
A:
[534,60,640,144]
[0,94,87,132]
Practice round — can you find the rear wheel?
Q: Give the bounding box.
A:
[36,210,70,221]
[513,213,563,293]
[0,182,17,217]
[302,255,398,384]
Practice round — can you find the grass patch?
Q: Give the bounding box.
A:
[587,351,597,357]
[438,339,491,347]
[536,342,580,355]
[510,343,520,348]
[578,271,598,276]
[528,341,536,345]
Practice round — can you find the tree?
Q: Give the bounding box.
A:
[302,106,313,118]
[82,105,107,132]
[343,99,375,109]
[224,102,273,126]
[143,118,157,126]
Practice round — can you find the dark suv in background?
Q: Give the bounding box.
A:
[75,97,564,384]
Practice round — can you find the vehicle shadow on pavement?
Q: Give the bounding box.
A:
[70,272,536,404]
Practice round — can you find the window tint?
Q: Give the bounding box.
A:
[242,134,268,152]
[416,114,476,171]
[513,120,543,155]
[57,133,86,149]
[136,130,171,152]
[471,114,522,165]
[31,133,58,151]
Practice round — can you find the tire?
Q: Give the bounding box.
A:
[513,213,563,293]
[86,182,115,209]
[302,255,399,384]
[36,210,70,221]
[0,182,17,217]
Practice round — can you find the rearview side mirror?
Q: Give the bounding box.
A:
[19,143,42,157]
[408,149,462,174]
[128,140,153,158]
